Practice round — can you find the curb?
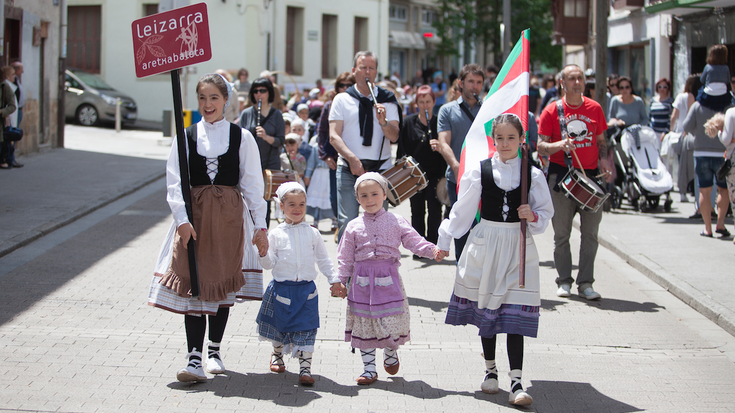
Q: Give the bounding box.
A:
[0,172,165,259]
[573,219,735,337]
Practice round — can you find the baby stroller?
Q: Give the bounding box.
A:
[609,125,674,212]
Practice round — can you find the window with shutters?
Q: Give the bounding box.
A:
[67,6,102,73]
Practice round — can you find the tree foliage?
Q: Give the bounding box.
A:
[432,0,481,65]
[432,0,460,60]
[509,0,562,71]
[433,0,561,71]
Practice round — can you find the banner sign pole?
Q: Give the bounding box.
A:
[131,2,213,298]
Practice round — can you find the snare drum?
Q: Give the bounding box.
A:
[381,156,428,206]
[263,169,299,200]
[560,169,609,213]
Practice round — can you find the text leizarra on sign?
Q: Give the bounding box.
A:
[131,2,212,78]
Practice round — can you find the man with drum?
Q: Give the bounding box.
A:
[538,64,611,301]
[434,63,485,260]
[329,51,400,241]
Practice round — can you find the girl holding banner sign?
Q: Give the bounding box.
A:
[436,114,553,406]
[149,73,268,383]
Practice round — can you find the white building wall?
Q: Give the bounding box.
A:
[68,0,387,122]
[608,12,670,83]
[12,0,62,149]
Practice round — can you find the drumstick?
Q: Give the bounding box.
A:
[570,146,587,179]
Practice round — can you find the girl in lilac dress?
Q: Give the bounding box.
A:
[336,173,444,385]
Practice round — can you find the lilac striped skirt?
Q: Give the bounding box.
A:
[445,293,539,338]
[346,259,405,319]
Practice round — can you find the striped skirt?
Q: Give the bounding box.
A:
[446,297,539,338]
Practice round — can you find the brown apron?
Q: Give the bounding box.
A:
[161,185,246,301]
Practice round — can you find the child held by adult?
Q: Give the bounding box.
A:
[437,114,553,406]
[335,173,445,385]
[256,182,344,386]
[149,73,269,383]
[280,133,307,177]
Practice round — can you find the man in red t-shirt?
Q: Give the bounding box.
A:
[538,64,610,301]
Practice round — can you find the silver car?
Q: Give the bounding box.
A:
[65,69,137,126]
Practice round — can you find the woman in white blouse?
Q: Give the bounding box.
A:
[149,73,269,383]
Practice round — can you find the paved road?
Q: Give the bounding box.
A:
[0,125,734,412]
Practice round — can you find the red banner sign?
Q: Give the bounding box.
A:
[131,2,212,78]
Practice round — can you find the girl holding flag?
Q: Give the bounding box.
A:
[437,113,553,406]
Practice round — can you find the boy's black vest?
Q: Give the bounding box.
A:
[185,123,242,186]
[479,158,532,223]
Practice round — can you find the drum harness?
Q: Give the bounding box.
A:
[553,100,607,192]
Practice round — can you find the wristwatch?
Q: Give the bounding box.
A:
[380,121,388,127]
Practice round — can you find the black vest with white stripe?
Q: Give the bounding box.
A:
[186,123,242,187]
[479,158,532,223]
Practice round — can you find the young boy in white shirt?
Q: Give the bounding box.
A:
[256,182,344,386]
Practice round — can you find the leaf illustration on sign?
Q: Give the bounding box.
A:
[176,21,199,55]
[147,44,166,58]
[136,43,146,65]
[135,35,164,64]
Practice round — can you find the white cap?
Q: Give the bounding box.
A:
[354,172,389,196]
[275,181,306,201]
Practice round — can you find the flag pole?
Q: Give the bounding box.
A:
[518,29,530,289]
[519,142,528,289]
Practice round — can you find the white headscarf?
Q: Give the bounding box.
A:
[210,72,234,111]
[354,172,389,196]
[275,181,306,201]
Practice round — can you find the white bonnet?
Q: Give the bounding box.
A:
[275,181,306,201]
[354,172,389,195]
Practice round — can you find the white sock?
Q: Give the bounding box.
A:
[360,348,377,376]
[272,344,284,366]
[208,342,221,360]
[485,359,497,379]
[298,351,312,376]
[384,348,398,366]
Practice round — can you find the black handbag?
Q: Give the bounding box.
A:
[3,126,22,142]
[1,83,21,142]
[716,158,731,182]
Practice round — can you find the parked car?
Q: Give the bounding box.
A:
[65,69,137,126]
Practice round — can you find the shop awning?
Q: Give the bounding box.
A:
[645,0,732,15]
[422,31,442,45]
[389,31,426,50]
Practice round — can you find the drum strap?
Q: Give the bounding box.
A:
[555,100,574,170]
[459,100,476,122]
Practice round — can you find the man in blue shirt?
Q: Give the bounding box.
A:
[435,63,485,259]
[431,71,447,114]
